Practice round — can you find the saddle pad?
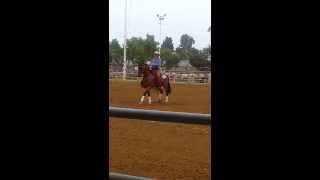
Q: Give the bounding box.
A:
[161,75,167,79]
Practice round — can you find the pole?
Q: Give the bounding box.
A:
[156,14,166,57]
[159,19,161,55]
[123,0,127,80]
[208,26,211,117]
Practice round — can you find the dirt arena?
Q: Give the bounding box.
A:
[109,80,211,179]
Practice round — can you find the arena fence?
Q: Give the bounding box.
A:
[109,72,211,83]
[109,106,211,179]
[109,107,211,125]
[109,172,152,180]
[109,65,211,83]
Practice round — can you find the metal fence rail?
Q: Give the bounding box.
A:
[109,72,211,83]
[109,172,153,180]
[109,107,211,179]
[109,107,211,125]
[109,65,211,83]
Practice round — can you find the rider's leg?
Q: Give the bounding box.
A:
[156,70,161,86]
[152,70,158,86]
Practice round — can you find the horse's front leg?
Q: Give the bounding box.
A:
[147,89,152,104]
[165,90,169,103]
[139,88,148,104]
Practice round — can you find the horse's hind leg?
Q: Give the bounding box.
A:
[165,91,169,103]
[165,96,169,103]
[158,87,163,103]
[165,83,169,103]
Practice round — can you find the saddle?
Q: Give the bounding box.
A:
[154,73,168,87]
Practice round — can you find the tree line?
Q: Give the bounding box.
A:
[108,34,211,70]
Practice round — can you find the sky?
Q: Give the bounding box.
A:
[109,0,211,50]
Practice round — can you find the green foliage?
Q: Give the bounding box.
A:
[144,34,158,60]
[109,29,211,70]
[122,34,159,65]
[161,37,174,51]
[126,37,146,64]
[109,39,123,64]
[160,48,180,69]
[202,45,211,57]
[175,47,192,60]
[189,47,211,70]
[179,34,195,49]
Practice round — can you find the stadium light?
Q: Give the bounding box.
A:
[123,0,128,80]
[156,13,166,55]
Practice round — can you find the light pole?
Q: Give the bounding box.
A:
[156,13,166,55]
[208,26,211,61]
[122,0,128,80]
[207,26,212,114]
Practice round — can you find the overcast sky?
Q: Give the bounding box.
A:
[109,0,211,49]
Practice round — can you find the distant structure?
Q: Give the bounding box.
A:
[169,60,198,71]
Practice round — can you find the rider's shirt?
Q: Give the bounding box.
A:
[150,57,161,68]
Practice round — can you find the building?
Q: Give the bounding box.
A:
[168,59,198,72]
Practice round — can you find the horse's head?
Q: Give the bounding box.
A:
[138,61,151,77]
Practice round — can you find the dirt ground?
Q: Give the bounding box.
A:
[109,80,211,179]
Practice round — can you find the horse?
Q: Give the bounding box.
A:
[137,63,171,104]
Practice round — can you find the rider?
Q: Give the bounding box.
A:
[150,51,162,86]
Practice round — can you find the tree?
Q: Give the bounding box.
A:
[179,34,195,49]
[159,48,180,69]
[144,34,158,58]
[109,39,123,64]
[126,37,147,65]
[125,34,159,65]
[161,37,174,51]
[202,45,211,61]
[175,47,192,60]
[202,45,211,55]
[189,48,211,70]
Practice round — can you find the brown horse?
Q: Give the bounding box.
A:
[138,63,171,104]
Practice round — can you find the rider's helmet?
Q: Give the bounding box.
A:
[154,51,160,55]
